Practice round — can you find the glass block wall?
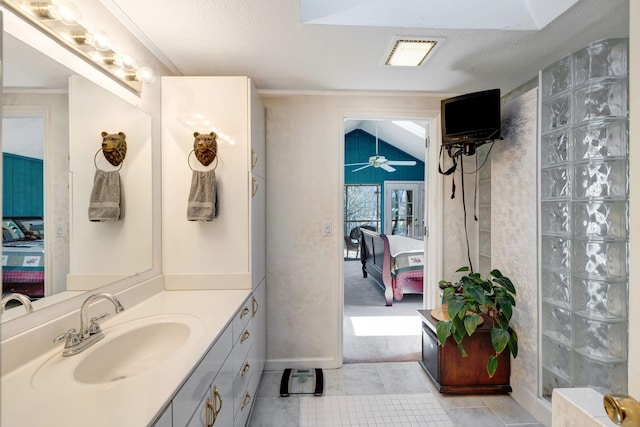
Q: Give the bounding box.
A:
[478,145,492,277]
[539,38,629,399]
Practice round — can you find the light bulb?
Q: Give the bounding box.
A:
[135,66,156,84]
[112,67,129,80]
[91,30,112,51]
[54,1,81,25]
[119,52,139,70]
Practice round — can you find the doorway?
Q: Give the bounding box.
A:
[342,118,428,363]
[2,110,51,300]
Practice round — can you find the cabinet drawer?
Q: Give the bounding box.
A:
[174,326,232,427]
[234,378,254,427]
[232,298,252,344]
[250,282,266,375]
[233,345,253,416]
[232,322,255,376]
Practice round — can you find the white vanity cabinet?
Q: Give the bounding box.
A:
[161,76,266,291]
[233,280,266,427]
[156,285,266,427]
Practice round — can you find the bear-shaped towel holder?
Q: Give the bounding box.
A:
[94,131,127,170]
[188,131,219,171]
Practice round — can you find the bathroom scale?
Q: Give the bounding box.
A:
[279,368,323,397]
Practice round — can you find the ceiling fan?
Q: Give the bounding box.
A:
[345,124,417,172]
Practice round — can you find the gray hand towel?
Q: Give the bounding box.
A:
[187,170,218,221]
[88,170,121,221]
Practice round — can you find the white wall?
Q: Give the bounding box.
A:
[261,92,474,369]
[491,89,546,420]
[441,153,481,276]
[160,76,254,290]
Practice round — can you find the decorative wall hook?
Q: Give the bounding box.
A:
[188,131,218,170]
[96,131,127,168]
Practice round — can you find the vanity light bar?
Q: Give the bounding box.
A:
[4,0,156,92]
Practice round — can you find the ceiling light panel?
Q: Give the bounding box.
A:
[385,39,438,67]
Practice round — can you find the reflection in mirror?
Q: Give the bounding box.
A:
[2,31,74,319]
[1,25,153,322]
[68,75,152,289]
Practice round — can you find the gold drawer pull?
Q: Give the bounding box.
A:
[241,330,251,343]
[251,149,258,169]
[241,392,252,410]
[241,361,251,377]
[206,397,215,427]
[240,306,250,319]
[206,386,223,426]
[252,296,259,317]
[212,386,223,420]
[252,177,258,197]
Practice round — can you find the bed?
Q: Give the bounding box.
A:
[359,228,424,306]
[2,218,45,299]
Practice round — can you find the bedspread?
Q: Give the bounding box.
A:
[360,229,424,305]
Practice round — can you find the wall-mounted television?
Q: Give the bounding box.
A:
[441,89,501,148]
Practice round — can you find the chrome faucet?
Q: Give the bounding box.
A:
[54,292,125,356]
[1,293,34,314]
[604,394,640,426]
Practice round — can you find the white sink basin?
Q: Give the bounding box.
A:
[32,314,202,390]
[74,321,190,384]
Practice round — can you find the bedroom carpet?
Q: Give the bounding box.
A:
[343,260,422,363]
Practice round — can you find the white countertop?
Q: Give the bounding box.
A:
[1,289,250,427]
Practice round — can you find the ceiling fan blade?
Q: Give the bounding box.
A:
[344,162,370,167]
[379,163,396,172]
[352,164,372,172]
[386,160,417,166]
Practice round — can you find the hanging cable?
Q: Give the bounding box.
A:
[459,156,474,273]
[473,153,479,221]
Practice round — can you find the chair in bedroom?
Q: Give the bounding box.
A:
[344,228,360,258]
[344,225,376,258]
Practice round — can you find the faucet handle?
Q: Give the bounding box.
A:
[89,312,110,335]
[54,329,81,348]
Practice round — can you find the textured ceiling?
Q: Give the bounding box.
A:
[1,0,630,160]
[104,0,629,94]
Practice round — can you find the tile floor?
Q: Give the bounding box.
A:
[248,362,545,427]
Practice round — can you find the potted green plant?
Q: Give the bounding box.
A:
[435,266,518,377]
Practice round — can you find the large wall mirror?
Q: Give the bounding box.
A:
[1,11,154,324]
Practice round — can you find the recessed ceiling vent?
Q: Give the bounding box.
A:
[384,39,439,67]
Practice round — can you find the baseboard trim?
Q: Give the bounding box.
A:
[511,379,552,427]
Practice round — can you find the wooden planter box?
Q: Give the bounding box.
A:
[418,309,511,394]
